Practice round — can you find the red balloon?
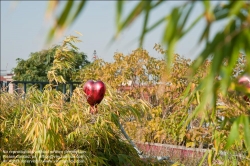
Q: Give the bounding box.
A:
[238,75,250,88]
[238,75,250,102]
[83,80,106,112]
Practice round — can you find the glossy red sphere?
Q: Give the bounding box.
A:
[83,80,106,106]
[238,75,250,88]
[238,75,250,102]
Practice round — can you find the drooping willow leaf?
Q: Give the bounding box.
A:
[46,1,87,43]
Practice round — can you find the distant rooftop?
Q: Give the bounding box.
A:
[0,70,13,76]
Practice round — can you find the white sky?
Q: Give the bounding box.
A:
[1,1,226,71]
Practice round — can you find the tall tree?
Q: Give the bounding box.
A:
[13,45,90,82]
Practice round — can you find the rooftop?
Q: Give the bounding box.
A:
[0,70,13,76]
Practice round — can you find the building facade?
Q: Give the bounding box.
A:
[0,70,14,93]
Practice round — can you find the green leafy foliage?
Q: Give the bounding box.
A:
[13,37,90,82]
[47,35,90,83]
[46,1,87,43]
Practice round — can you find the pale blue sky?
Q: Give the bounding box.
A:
[1,1,225,71]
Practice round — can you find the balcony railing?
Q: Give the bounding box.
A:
[0,81,82,96]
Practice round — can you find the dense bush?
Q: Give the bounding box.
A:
[0,85,173,165]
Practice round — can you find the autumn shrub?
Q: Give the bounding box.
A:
[0,84,173,165]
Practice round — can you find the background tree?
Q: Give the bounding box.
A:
[77,48,166,102]
[13,44,90,82]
